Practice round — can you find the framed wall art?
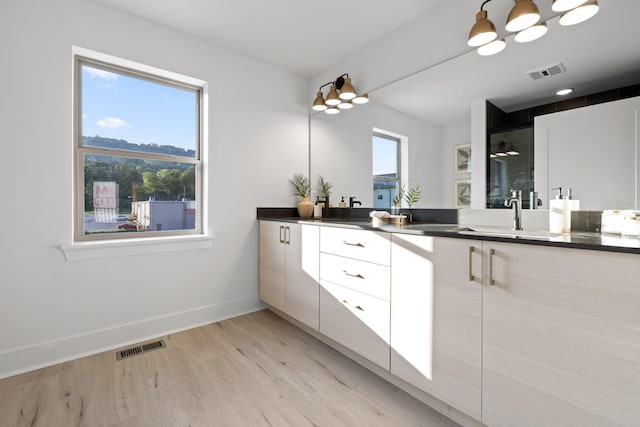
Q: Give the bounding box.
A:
[454,180,471,208]
[454,143,471,173]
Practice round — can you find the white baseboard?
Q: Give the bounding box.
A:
[0,296,264,380]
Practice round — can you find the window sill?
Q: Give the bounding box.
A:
[60,234,213,261]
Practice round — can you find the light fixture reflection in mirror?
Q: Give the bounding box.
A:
[559,0,599,26]
[312,73,369,113]
[505,0,541,32]
[515,22,548,43]
[478,39,506,56]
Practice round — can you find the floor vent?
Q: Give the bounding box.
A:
[116,339,166,360]
[526,63,566,80]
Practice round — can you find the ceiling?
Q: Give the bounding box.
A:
[94,0,445,77]
[94,0,640,125]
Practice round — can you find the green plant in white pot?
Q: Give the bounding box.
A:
[289,174,313,218]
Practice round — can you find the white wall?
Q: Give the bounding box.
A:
[0,0,309,378]
[310,102,444,208]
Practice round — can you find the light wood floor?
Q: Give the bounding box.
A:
[0,310,460,427]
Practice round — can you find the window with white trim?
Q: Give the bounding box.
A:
[372,132,401,209]
[74,53,204,241]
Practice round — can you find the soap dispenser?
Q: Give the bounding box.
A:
[339,196,347,208]
[565,188,580,232]
[549,187,567,233]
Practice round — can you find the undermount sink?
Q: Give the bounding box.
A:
[457,226,561,239]
[405,223,560,239]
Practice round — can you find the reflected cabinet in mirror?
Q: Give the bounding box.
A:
[309,1,640,210]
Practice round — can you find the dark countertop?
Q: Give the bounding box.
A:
[257,215,640,255]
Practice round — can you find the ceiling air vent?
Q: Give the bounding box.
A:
[526,63,566,80]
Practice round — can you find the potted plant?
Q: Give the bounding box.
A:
[404,184,422,208]
[318,175,333,205]
[392,186,405,214]
[289,174,313,217]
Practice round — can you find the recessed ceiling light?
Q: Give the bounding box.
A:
[555,88,574,96]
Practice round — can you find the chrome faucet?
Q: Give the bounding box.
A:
[505,189,523,230]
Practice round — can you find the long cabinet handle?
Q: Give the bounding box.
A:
[342,300,364,312]
[489,248,496,285]
[343,270,365,279]
[279,226,285,243]
[468,246,475,281]
[343,241,364,248]
[285,226,290,245]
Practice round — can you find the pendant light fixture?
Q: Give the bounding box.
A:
[352,93,370,104]
[559,0,599,26]
[325,84,341,106]
[468,1,497,47]
[338,77,356,100]
[478,39,506,56]
[468,0,600,56]
[515,22,547,43]
[505,0,541,32]
[312,91,328,111]
[311,74,369,114]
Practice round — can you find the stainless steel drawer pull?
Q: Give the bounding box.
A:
[343,271,365,279]
[468,246,475,281]
[343,241,364,247]
[342,300,364,311]
[489,248,496,285]
[279,226,285,243]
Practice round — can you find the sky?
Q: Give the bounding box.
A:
[81,65,197,151]
[372,134,398,176]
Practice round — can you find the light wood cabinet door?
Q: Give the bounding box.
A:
[483,242,640,427]
[390,235,482,421]
[320,281,390,370]
[259,221,286,311]
[285,224,320,330]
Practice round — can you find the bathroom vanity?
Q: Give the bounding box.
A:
[257,214,640,427]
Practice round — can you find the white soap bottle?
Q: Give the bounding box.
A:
[549,187,567,233]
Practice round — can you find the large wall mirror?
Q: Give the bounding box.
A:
[310,1,640,210]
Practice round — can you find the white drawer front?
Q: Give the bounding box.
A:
[320,227,390,265]
[320,253,390,301]
[320,281,390,370]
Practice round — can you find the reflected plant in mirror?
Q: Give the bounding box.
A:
[318,175,333,199]
[404,185,422,208]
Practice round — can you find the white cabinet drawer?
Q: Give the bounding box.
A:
[320,227,390,265]
[320,281,390,370]
[320,253,390,300]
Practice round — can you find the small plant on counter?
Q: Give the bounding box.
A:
[318,175,333,199]
[289,174,311,198]
[392,186,405,210]
[404,184,422,208]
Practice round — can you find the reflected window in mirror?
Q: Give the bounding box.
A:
[487,127,534,208]
[372,131,402,209]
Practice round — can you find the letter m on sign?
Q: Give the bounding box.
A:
[93,181,117,209]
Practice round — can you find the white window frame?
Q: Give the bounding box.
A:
[372,127,408,207]
[72,48,207,243]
